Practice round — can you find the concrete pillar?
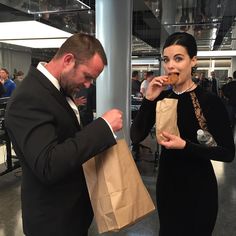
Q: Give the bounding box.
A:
[159,0,177,75]
[96,0,132,142]
[232,57,236,75]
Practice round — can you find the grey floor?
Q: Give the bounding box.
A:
[0,130,236,236]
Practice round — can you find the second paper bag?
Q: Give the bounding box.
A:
[156,98,180,142]
[83,139,155,234]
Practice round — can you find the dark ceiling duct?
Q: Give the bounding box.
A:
[213,16,234,50]
[133,10,161,50]
[213,0,236,50]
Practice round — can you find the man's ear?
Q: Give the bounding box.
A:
[63,53,76,67]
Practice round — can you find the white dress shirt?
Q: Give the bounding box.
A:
[37,62,81,124]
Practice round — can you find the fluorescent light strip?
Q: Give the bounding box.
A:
[198,51,236,57]
[76,0,91,9]
[132,58,159,65]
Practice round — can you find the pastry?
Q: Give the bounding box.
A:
[163,73,179,85]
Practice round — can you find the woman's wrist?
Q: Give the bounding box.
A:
[145,94,155,101]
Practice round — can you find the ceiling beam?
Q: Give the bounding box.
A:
[213,0,236,50]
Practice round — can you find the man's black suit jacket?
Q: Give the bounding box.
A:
[5,66,116,236]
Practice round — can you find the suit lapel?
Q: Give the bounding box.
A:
[29,67,81,130]
[52,89,82,130]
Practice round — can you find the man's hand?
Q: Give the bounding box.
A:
[102,109,123,132]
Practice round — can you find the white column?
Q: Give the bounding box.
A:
[96,0,132,142]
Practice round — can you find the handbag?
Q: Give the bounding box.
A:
[83,139,156,233]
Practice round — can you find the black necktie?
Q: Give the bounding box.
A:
[60,87,74,101]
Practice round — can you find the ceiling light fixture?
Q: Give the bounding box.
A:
[0,21,72,48]
[198,50,236,57]
[76,0,91,9]
[27,0,90,14]
[210,27,218,50]
[132,58,159,65]
[0,39,69,48]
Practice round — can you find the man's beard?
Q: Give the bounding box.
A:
[59,72,77,97]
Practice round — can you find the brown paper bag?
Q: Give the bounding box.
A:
[156,98,180,142]
[83,139,155,234]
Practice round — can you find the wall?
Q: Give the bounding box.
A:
[0,43,31,77]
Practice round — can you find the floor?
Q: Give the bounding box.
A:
[0,130,235,236]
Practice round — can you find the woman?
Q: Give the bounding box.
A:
[130,32,235,236]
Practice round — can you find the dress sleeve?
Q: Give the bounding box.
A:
[130,98,156,144]
[184,95,235,162]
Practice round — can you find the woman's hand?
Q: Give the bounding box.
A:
[158,131,186,149]
[145,75,168,101]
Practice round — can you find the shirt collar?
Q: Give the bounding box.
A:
[37,62,60,91]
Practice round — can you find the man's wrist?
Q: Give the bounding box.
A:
[100,117,117,139]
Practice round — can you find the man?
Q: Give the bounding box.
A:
[4,33,123,236]
[140,71,154,97]
[210,71,219,95]
[199,71,211,92]
[221,70,236,129]
[131,70,141,97]
[0,68,16,97]
[14,70,25,87]
[0,78,6,97]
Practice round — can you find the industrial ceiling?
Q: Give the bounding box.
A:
[0,0,235,60]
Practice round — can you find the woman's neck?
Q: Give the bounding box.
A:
[172,81,196,95]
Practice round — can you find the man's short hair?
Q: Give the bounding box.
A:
[0,68,9,75]
[54,33,107,66]
[132,71,139,77]
[146,71,154,77]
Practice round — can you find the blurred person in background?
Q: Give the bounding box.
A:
[131,70,142,97]
[209,71,219,96]
[140,71,154,97]
[75,80,96,126]
[14,70,25,87]
[0,68,16,97]
[199,71,211,92]
[221,71,236,129]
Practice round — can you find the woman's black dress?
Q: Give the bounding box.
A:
[130,86,235,236]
